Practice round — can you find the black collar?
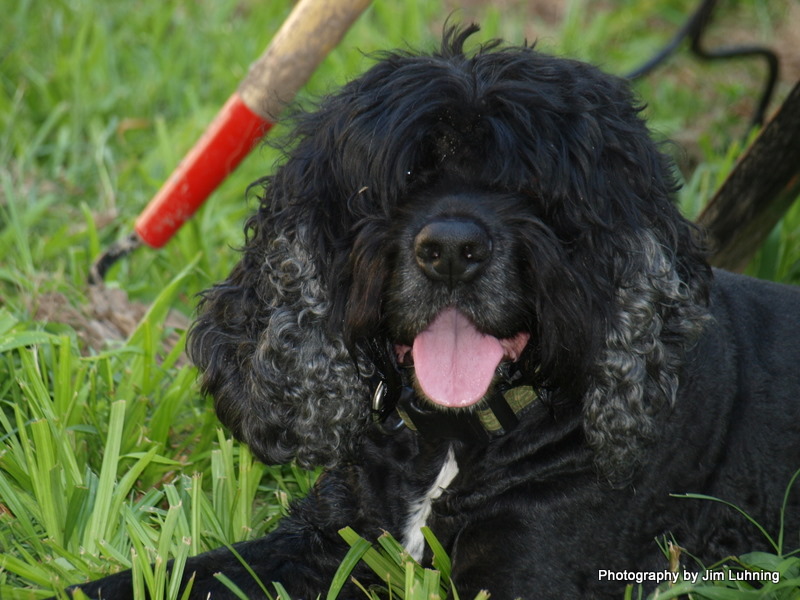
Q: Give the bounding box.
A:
[371,365,537,445]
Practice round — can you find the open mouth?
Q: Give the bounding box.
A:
[394,307,530,409]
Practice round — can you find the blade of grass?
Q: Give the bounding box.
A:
[327,535,372,600]
[214,573,255,600]
[422,526,451,579]
[214,541,273,599]
[778,467,800,554]
[672,493,779,553]
[338,528,406,595]
[84,399,126,555]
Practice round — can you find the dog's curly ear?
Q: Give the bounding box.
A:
[554,75,713,483]
[187,214,372,468]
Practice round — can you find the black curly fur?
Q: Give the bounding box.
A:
[70,25,800,600]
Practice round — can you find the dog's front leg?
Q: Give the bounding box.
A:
[65,464,392,600]
[65,532,342,600]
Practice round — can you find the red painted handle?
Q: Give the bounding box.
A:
[134,93,270,248]
[132,0,372,249]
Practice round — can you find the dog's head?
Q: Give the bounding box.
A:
[188,26,711,478]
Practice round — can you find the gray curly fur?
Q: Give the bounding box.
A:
[189,224,373,469]
[584,230,710,481]
[250,229,373,465]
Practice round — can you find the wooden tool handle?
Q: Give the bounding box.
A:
[239,0,373,121]
[135,0,372,248]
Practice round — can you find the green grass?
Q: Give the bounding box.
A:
[1,0,798,598]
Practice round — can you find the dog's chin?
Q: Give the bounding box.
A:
[394,307,530,409]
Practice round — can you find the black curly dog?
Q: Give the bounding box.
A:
[71,26,800,599]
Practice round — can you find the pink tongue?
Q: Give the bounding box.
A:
[411,308,505,408]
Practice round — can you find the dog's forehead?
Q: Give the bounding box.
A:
[419,192,487,211]
[394,189,527,237]
[408,189,518,215]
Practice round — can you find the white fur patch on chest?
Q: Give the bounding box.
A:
[403,447,459,561]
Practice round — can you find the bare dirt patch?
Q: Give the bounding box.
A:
[33,286,189,355]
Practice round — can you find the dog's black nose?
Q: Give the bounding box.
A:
[414,218,492,285]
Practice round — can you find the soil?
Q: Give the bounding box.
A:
[33,286,188,355]
[443,0,800,89]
